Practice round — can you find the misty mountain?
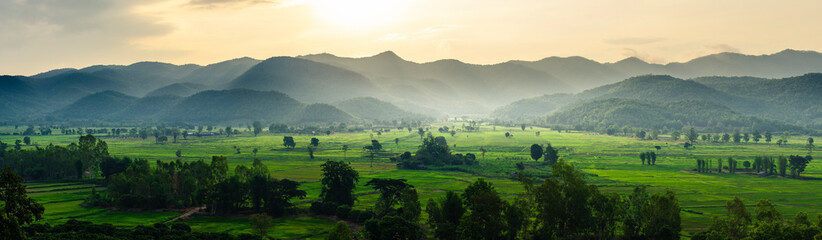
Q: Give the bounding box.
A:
[146,83,209,97]
[489,93,577,121]
[49,89,363,125]
[333,97,431,122]
[5,49,822,123]
[180,57,261,86]
[228,57,378,103]
[51,91,139,120]
[300,51,575,114]
[546,98,810,133]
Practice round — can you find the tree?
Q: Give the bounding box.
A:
[341,145,349,160]
[640,152,646,165]
[755,199,781,223]
[808,137,815,154]
[636,130,646,139]
[778,156,787,177]
[764,131,772,143]
[671,131,680,141]
[743,133,750,143]
[308,146,315,159]
[458,178,506,240]
[249,213,272,237]
[732,130,742,143]
[311,137,320,147]
[530,144,543,162]
[649,129,659,140]
[364,140,382,168]
[427,191,465,240]
[366,178,412,217]
[544,143,559,165]
[225,126,233,137]
[0,167,45,239]
[521,124,526,131]
[722,133,731,143]
[176,149,182,158]
[788,155,811,178]
[23,136,30,146]
[320,161,359,206]
[753,130,762,143]
[283,136,296,150]
[325,222,352,240]
[252,121,263,137]
[687,128,698,144]
[480,147,488,160]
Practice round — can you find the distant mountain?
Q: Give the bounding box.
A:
[113,95,182,121]
[5,49,822,121]
[180,57,261,86]
[160,89,304,124]
[0,76,45,118]
[490,93,577,121]
[146,83,208,97]
[228,57,378,103]
[494,74,822,132]
[296,103,355,124]
[300,51,575,113]
[49,89,362,124]
[51,91,138,120]
[546,98,810,133]
[333,97,431,122]
[512,56,625,90]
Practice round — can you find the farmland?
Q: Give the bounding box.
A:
[5,124,820,238]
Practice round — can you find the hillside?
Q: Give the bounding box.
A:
[228,57,378,103]
[51,91,138,120]
[490,93,577,121]
[180,57,261,86]
[546,98,810,133]
[146,83,208,97]
[333,97,431,122]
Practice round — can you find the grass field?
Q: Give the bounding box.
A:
[8,124,821,238]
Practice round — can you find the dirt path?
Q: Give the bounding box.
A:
[165,206,205,223]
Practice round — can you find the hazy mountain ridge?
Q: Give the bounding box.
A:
[4,49,822,125]
[545,98,811,133]
[494,74,822,132]
[332,97,432,122]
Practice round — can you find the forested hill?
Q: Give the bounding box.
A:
[493,74,822,133]
[545,98,809,133]
[47,89,429,125]
[3,49,822,122]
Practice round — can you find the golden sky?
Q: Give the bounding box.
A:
[1,0,820,75]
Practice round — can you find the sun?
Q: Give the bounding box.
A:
[311,0,410,29]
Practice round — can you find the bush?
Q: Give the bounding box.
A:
[170,223,191,233]
[335,205,351,219]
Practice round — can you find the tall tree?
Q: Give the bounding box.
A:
[320,161,359,206]
[426,191,465,240]
[530,144,543,162]
[0,167,45,239]
[252,121,263,137]
[544,143,559,165]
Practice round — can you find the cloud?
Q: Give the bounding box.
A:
[0,0,172,46]
[605,37,665,45]
[705,44,740,53]
[0,0,176,73]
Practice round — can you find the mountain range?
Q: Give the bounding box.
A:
[2,49,822,130]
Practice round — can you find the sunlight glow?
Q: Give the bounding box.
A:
[311,0,411,28]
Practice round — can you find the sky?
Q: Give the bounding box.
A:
[1,0,821,75]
